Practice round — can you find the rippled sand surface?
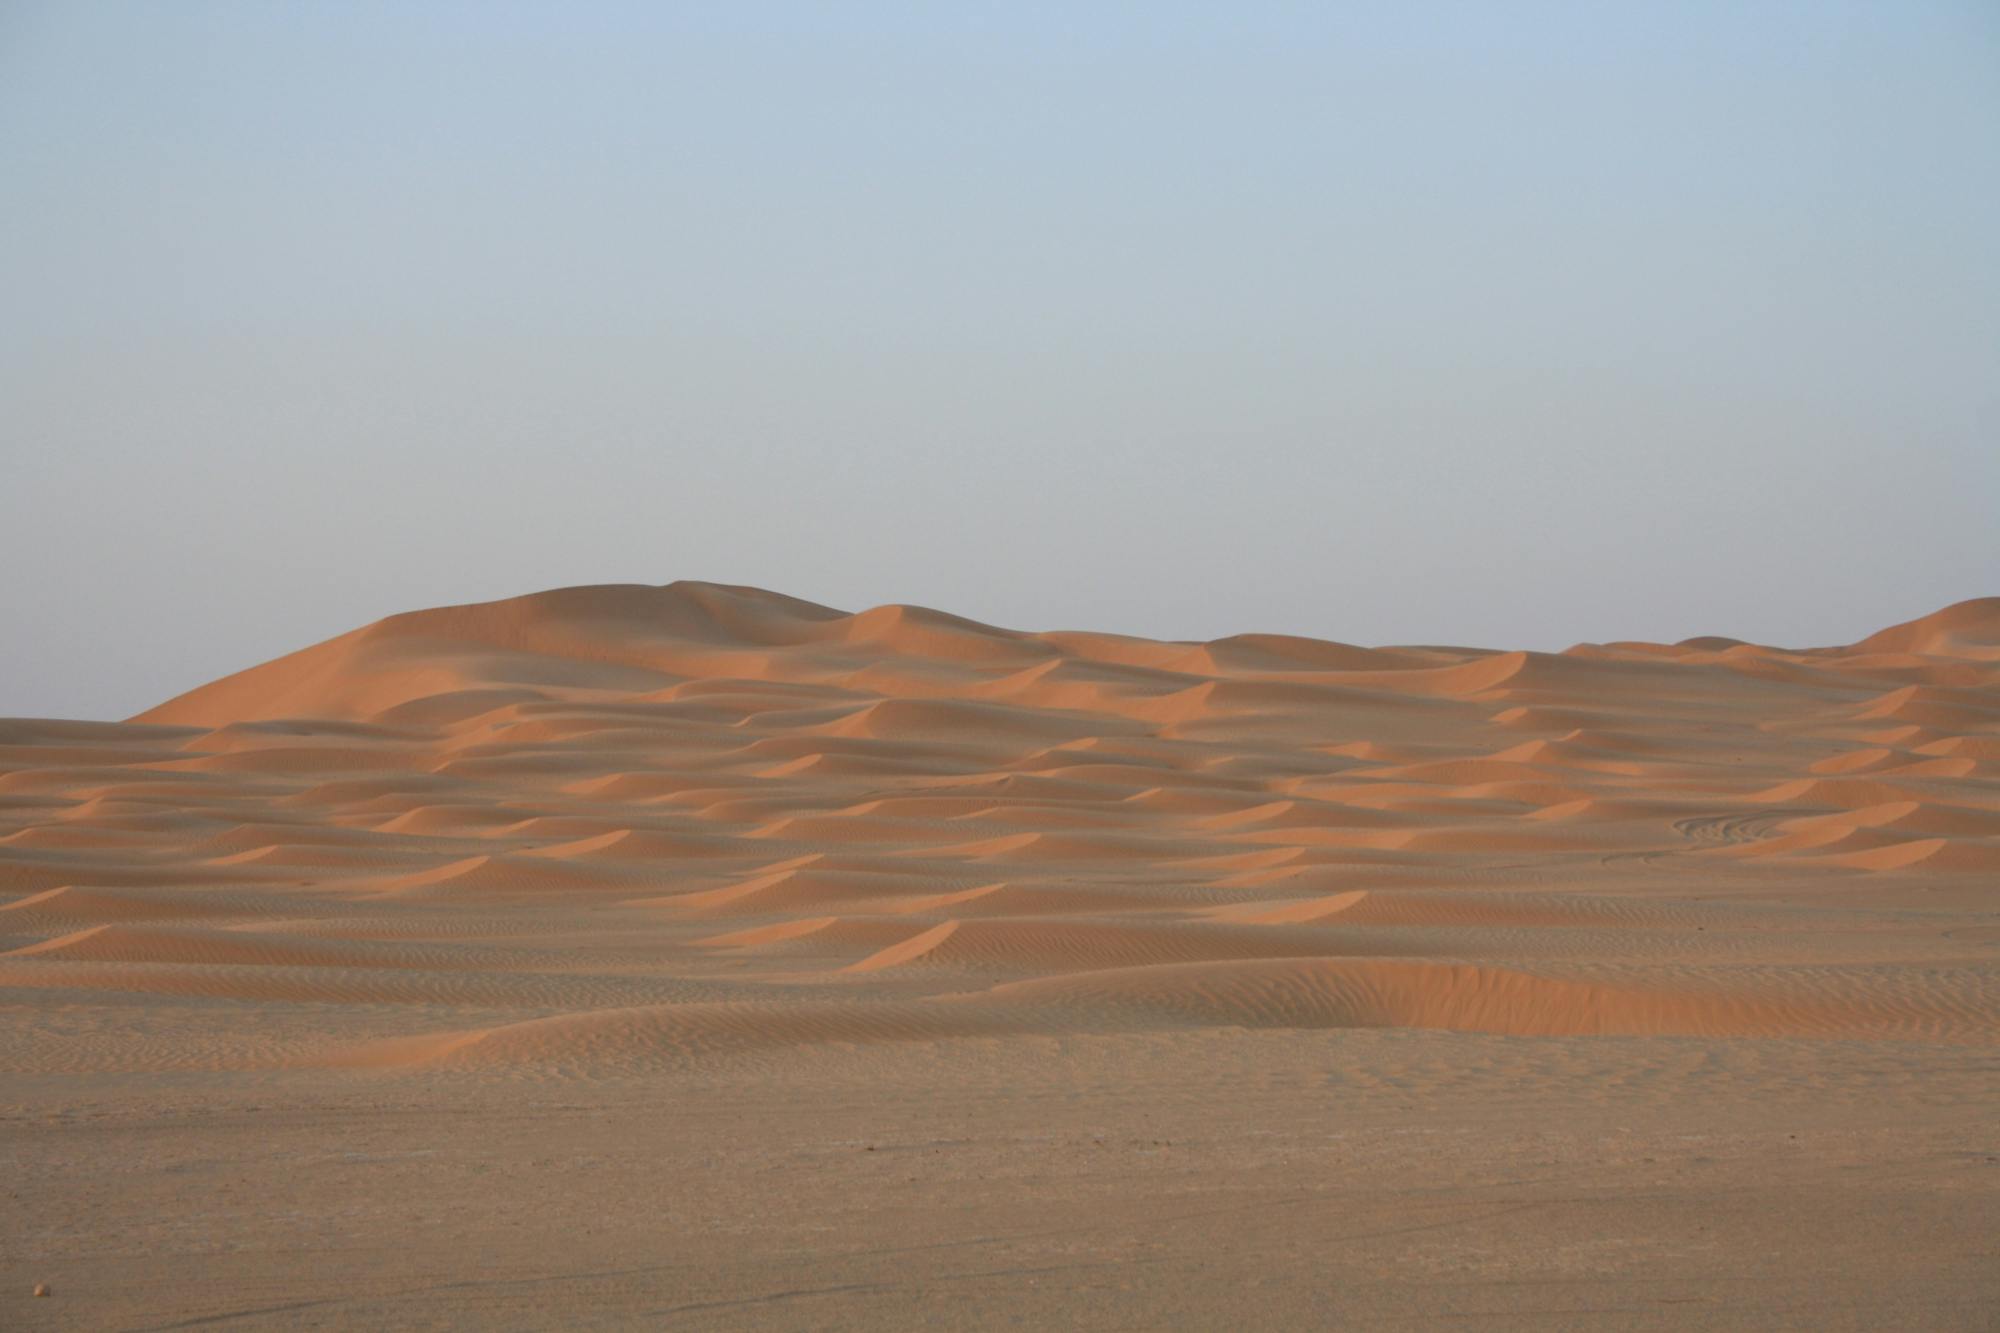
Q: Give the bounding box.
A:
[5,584,1997,1328]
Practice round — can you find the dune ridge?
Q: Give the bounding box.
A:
[0,583,1994,1077]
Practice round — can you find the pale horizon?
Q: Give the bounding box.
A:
[4,1,1997,718]
[5,8,1999,1324]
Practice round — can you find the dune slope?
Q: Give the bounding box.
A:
[7,583,2000,1329]
[0,581,1987,1075]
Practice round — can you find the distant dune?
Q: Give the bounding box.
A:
[0,581,1982,1070]
[6,583,1999,1327]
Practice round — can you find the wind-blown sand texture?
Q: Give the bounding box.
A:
[5,584,1997,1329]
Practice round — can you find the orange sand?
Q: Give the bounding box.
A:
[4,584,1996,1328]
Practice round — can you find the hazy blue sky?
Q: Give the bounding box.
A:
[3,2,1996,720]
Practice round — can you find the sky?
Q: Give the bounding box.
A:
[3,1,1996,720]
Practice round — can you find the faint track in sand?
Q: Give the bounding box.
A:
[1672,810,1811,846]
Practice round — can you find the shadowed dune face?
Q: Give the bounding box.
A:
[2,584,1997,1076]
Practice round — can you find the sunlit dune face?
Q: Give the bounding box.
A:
[0,585,1993,1077]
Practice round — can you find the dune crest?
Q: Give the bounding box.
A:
[0,581,1989,1077]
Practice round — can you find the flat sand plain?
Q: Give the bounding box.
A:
[4,583,1997,1328]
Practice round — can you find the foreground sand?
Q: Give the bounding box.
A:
[4,583,1997,1328]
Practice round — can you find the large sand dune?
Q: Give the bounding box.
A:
[5,584,1997,1327]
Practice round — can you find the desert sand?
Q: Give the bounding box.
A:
[3,582,1996,1328]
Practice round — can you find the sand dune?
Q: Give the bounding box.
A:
[968,956,1998,1042]
[1851,596,2000,660]
[6,582,1999,1328]
[0,581,1987,1078]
